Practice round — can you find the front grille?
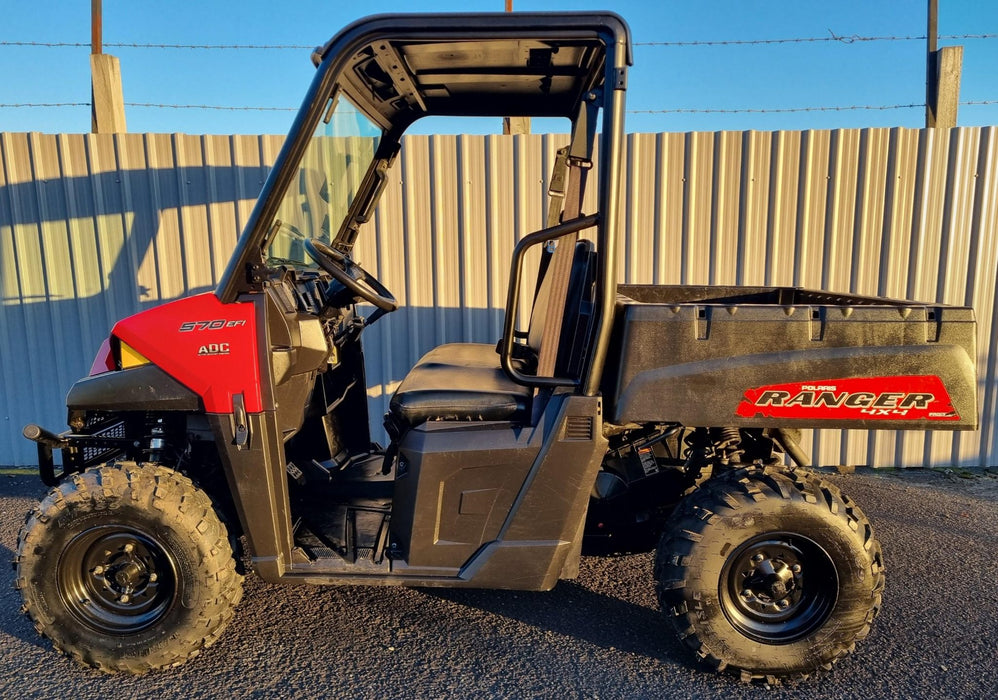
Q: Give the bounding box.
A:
[81,415,127,466]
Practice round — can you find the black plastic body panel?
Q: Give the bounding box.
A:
[393,422,541,570]
[265,289,328,440]
[207,385,606,590]
[264,394,605,590]
[209,411,294,582]
[458,394,606,589]
[67,364,202,412]
[603,285,978,430]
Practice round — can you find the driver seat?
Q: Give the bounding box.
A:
[388,241,595,429]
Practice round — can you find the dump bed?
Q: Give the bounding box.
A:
[602,285,978,430]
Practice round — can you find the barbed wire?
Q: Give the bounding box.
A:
[1,33,995,50]
[0,102,89,108]
[2,100,997,113]
[0,41,313,49]
[629,99,998,114]
[125,102,296,111]
[631,104,922,114]
[0,102,297,111]
[634,32,997,46]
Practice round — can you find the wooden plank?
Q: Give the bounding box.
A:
[90,53,126,134]
[934,46,964,129]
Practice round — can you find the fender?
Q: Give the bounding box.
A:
[111,293,263,413]
[68,364,203,412]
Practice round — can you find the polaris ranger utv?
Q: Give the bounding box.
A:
[17,12,978,683]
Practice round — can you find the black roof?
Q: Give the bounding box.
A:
[313,12,632,124]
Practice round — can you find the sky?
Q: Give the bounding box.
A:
[1,1,996,136]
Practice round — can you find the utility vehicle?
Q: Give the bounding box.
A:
[17,12,978,683]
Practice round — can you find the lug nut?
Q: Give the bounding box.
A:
[119,594,130,603]
[93,565,104,575]
[752,553,764,563]
[792,564,802,573]
[123,543,134,554]
[149,573,158,582]
[776,599,790,609]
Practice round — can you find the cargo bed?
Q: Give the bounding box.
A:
[602,285,978,430]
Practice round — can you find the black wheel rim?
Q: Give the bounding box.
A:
[57,525,179,635]
[719,532,837,644]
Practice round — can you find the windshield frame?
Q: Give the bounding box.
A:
[215,27,401,303]
[263,89,387,268]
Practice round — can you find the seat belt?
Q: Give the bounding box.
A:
[546,147,570,229]
[534,106,593,379]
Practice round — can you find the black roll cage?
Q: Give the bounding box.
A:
[216,11,632,397]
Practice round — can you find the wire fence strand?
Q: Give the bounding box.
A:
[125,102,297,112]
[0,102,297,111]
[1,33,995,50]
[0,102,90,108]
[630,104,924,115]
[3,100,996,114]
[635,32,998,46]
[0,41,314,49]
[629,100,998,114]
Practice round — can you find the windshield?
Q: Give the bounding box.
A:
[266,91,382,267]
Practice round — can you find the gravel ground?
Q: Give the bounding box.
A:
[1,468,996,699]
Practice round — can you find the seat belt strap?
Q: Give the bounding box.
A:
[535,121,592,379]
[546,147,570,229]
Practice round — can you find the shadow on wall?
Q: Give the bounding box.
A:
[0,161,514,465]
[0,162,269,466]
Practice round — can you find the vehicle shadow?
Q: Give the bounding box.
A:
[422,574,694,668]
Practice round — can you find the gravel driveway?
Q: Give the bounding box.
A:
[1,468,996,699]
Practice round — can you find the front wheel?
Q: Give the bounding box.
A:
[15,462,244,674]
[655,467,884,684]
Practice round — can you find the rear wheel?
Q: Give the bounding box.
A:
[655,467,884,683]
[15,462,244,674]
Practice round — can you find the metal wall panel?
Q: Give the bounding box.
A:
[0,133,277,465]
[1,128,996,468]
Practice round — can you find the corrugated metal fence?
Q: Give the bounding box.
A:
[1,128,996,467]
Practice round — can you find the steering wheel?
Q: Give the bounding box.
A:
[303,239,398,312]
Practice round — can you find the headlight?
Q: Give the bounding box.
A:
[114,338,151,369]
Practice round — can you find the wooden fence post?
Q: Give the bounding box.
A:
[91,54,127,133]
[933,46,964,128]
[90,0,126,133]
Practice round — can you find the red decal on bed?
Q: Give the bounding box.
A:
[736,376,959,421]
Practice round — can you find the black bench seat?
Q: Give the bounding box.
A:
[388,343,532,426]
